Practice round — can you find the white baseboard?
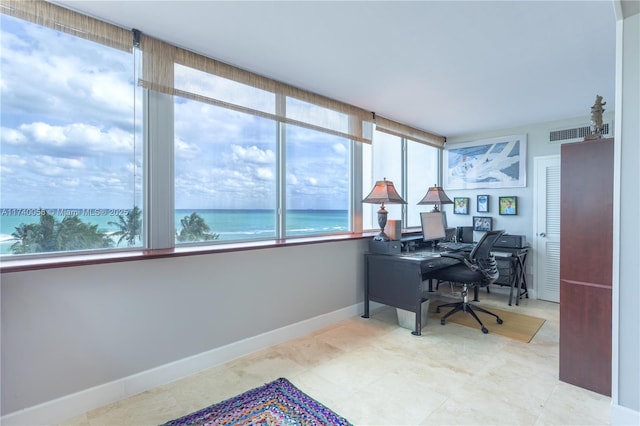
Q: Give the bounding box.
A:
[611,403,640,426]
[1,303,365,426]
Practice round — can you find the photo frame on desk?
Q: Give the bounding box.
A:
[473,216,493,231]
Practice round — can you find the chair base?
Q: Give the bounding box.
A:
[436,300,503,334]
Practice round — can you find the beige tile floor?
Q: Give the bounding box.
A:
[60,287,611,425]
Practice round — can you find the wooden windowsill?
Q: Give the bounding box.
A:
[0,233,374,273]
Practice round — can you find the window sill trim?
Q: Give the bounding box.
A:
[0,233,375,273]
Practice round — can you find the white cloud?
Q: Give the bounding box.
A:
[0,154,28,169]
[16,122,133,155]
[24,122,66,143]
[255,167,273,180]
[333,142,347,154]
[175,138,201,159]
[230,145,275,164]
[287,174,299,185]
[31,155,86,177]
[0,127,27,145]
[124,162,138,174]
[59,177,81,187]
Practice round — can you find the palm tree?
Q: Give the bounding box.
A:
[10,223,39,254]
[38,211,57,252]
[12,211,56,253]
[56,216,113,251]
[176,212,219,242]
[108,206,142,246]
[10,210,112,254]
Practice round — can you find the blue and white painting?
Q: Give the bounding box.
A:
[443,135,527,189]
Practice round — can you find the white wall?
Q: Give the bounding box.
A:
[1,239,367,419]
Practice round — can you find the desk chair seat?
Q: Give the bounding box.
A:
[430,230,505,334]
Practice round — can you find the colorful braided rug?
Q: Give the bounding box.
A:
[160,377,352,426]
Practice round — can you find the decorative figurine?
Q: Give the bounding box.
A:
[585,95,606,140]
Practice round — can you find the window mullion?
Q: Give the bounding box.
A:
[351,138,364,233]
[401,137,409,226]
[144,89,175,249]
[276,94,286,239]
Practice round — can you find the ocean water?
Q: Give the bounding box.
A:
[0,208,349,255]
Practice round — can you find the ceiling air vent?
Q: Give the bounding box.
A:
[549,122,612,143]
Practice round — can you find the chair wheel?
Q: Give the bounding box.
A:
[481,327,489,334]
[497,318,503,324]
[440,319,445,325]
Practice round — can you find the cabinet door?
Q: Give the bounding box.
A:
[560,139,613,284]
[559,278,612,396]
[559,138,613,396]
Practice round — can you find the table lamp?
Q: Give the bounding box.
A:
[362,178,406,241]
[418,184,453,212]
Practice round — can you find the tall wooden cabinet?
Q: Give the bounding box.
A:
[559,138,613,396]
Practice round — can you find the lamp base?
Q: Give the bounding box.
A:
[373,231,390,241]
[375,208,389,241]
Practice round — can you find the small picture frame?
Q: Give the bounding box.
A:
[473,216,493,232]
[499,196,517,215]
[477,195,489,213]
[453,197,469,215]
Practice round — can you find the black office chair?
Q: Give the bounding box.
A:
[431,230,505,334]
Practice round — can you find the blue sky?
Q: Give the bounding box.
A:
[1,14,350,211]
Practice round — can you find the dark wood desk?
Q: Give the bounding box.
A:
[362,250,459,335]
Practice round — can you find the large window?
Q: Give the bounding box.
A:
[0,12,141,256]
[364,130,441,231]
[364,130,403,231]
[407,140,439,226]
[0,1,444,260]
[167,58,358,243]
[173,65,277,243]
[285,97,350,236]
[285,125,350,237]
[174,98,278,243]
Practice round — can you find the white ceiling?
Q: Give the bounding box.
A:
[54,0,618,139]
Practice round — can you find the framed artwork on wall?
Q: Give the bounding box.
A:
[443,134,527,189]
[453,197,469,214]
[477,195,489,212]
[499,196,517,215]
[473,216,493,231]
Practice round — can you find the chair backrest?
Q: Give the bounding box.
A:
[469,230,504,260]
[468,230,505,284]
